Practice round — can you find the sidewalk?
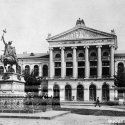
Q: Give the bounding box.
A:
[0,110,70,119]
[61,105,125,112]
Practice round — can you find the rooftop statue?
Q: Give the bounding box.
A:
[1,29,19,72]
[76,18,85,25]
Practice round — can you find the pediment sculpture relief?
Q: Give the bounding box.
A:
[52,29,108,41]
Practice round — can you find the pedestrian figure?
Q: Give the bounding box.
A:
[95,97,100,107]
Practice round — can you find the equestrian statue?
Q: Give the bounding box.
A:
[1,29,19,72]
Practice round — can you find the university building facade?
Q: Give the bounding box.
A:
[0,19,124,102]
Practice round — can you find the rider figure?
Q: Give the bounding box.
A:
[1,35,18,64]
[1,32,19,73]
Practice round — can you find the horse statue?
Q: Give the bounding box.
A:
[1,29,19,72]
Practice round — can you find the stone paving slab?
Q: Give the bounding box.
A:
[0,110,70,119]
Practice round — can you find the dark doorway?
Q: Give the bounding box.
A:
[65,85,72,101]
[89,84,96,101]
[53,84,60,98]
[102,84,109,101]
[77,85,84,101]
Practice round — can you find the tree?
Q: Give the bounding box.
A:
[23,69,42,93]
[114,63,125,87]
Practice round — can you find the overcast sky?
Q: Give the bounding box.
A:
[0,0,125,54]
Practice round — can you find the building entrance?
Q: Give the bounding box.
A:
[77,85,84,101]
[65,85,72,101]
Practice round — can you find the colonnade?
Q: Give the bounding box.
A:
[49,45,115,79]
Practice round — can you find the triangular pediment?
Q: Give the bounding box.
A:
[47,26,115,41]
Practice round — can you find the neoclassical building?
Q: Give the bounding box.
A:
[0,19,124,102]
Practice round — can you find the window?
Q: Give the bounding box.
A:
[103,51,109,57]
[78,53,84,58]
[90,52,96,57]
[67,53,72,58]
[34,65,39,76]
[0,66,4,74]
[55,53,61,58]
[25,65,30,75]
[43,65,48,77]
[55,62,61,67]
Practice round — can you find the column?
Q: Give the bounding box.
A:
[97,45,102,78]
[72,47,77,79]
[39,64,42,77]
[22,64,25,74]
[60,47,66,78]
[110,86,115,101]
[72,86,77,101]
[84,46,89,78]
[97,85,102,101]
[60,85,65,101]
[48,85,53,97]
[84,85,89,101]
[49,47,54,79]
[30,64,34,74]
[110,45,115,78]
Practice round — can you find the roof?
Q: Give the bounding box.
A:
[47,21,117,42]
[17,52,49,59]
[115,50,125,57]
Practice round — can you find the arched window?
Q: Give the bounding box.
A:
[78,53,84,58]
[89,84,96,101]
[77,84,84,101]
[102,84,109,101]
[0,66,4,74]
[53,84,60,98]
[90,52,97,57]
[25,65,30,75]
[103,51,109,57]
[67,53,72,58]
[118,62,124,73]
[43,65,48,77]
[55,53,61,58]
[34,65,39,76]
[65,84,72,101]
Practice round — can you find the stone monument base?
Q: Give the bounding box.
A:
[0,72,26,111]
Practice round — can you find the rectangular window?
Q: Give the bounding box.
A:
[55,62,61,67]
[90,61,97,66]
[55,68,61,77]
[78,61,85,67]
[102,61,110,66]
[66,68,73,77]
[66,62,73,67]
[90,68,97,77]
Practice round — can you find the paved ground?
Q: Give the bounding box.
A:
[0,110,70,119]
[0,105,125,125]
[61,104,125,111]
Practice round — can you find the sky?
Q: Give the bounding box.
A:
[0,0,125,54]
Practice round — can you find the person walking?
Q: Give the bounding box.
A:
[95,97,100,107]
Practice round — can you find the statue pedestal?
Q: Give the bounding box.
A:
[0,72,26,111]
